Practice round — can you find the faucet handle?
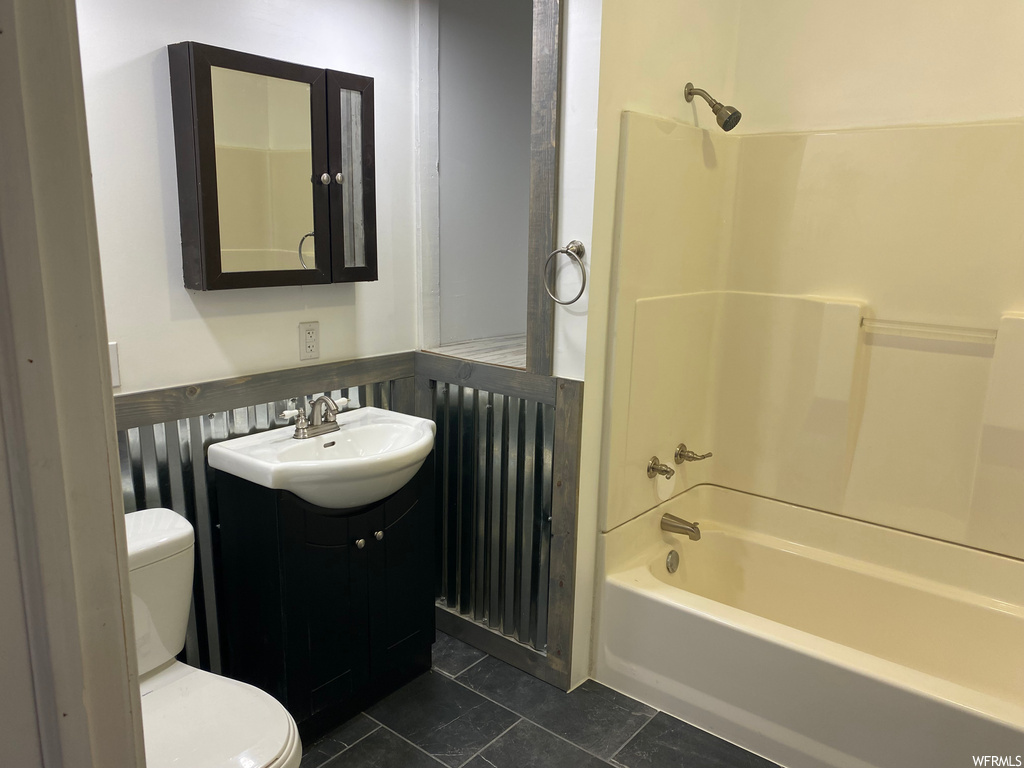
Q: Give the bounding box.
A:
[647,456,676,479]
[675,443,712,464]
[279,409,309,428]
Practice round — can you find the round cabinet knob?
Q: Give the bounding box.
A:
[320,173,331,185]
[355,538,365,549]
[335,172,344,184]
[374,530,384,541]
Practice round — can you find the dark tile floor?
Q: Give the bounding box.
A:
[299,631,779,768]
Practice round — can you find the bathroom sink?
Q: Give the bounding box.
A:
[207,407,436,509]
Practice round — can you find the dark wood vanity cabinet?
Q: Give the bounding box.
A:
[214,460,433,739]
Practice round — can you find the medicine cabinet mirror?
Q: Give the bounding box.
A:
[168,42,377,290]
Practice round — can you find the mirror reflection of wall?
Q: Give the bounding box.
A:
[437,0,532,345]
[211,67,314,273]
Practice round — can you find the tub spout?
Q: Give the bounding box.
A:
[647,456,675,480]
[661,513,701,541]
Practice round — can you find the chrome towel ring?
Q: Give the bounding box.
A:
[298,231,314,270]
[543,240,587,305]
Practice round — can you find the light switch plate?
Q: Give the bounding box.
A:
[108,341,121,387]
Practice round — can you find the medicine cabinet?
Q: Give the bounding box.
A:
[168,42,377,290]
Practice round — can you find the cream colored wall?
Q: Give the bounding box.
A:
[731,0,1024,135]
[596,114,737,525]
[601,114,1024,561]
[578,0,740,681]
[728,123,1024,558]
[587,0,1024,575]
[728,125,1024,326]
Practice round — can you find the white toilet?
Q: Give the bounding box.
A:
[126,508,302,768]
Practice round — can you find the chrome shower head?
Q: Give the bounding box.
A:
[684,82,742,132]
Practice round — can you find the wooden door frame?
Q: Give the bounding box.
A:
[0,0,144,764]
[525,0,564,375]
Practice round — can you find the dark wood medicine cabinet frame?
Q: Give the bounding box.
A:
[168,42,378,290]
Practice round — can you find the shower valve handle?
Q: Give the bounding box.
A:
[675,443,712,464]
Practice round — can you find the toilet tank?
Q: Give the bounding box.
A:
[125,508,195,676]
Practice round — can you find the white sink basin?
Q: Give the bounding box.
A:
[207,407,436,509]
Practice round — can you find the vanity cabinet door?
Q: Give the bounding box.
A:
[280,494,371,721]
[367,462,434,685]
[215,473,289,702]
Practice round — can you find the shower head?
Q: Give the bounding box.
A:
[684,82,742,132]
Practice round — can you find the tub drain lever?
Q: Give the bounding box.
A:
[675,443,712,463]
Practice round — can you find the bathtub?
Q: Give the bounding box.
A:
[595,485,1024,768]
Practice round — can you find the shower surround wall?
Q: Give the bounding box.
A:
[586,1,1024,753]
[600,113,1024,563]
[589,0,1024,557]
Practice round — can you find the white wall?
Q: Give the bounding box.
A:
[560,0,603,684]
[553,0,601,382]
[437,0,532,344]
[77,0,420,393]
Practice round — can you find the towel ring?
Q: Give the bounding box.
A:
[543,240,587,305]
[298,231,315,270]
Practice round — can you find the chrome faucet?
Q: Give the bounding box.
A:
[661,513,701,541]
[310,395,341,427]
[647,456,675,479]
[281,396,348,439]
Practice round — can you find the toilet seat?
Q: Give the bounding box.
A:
[141,661,301,768]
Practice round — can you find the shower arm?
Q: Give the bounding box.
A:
[685,85,721,111]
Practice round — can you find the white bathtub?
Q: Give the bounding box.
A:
[596,485,1024,768]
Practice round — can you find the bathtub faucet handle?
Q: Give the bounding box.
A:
[647,456,676,480]
[675,443,712,464]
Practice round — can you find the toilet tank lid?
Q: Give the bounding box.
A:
[125,508,194,571]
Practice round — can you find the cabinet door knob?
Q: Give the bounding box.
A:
[335,172,344,184]
[355,538,365,549]
[320,173,331,185]
[374,530,384,541]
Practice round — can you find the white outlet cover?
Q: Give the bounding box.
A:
[298,321,319,361]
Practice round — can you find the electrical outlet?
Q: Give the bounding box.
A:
[298,321,319,361]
